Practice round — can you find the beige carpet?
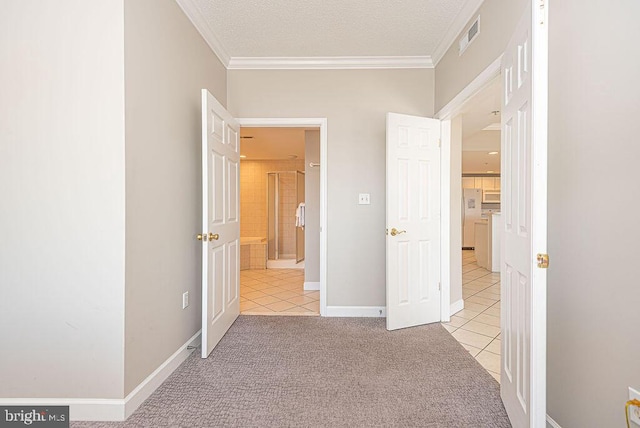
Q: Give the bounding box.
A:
[72,316,511,427]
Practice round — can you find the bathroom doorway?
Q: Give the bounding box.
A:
[237,126,321,316]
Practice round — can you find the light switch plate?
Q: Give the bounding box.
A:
[358,193,371,205]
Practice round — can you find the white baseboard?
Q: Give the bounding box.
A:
[325,306,386,317]
[450,299,464,316]
[0,331,202,421]
[547,414,562,428]
[122,330,201,420]
[267,259,304,269]
[303,281,320,291]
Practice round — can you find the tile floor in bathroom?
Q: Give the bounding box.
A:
[240,268,320,316]
[442,250,502,383]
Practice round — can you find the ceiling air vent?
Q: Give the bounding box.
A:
[459,16,480,56]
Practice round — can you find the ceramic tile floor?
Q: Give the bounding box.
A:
[240,268,320,316]
[442,250,502,383]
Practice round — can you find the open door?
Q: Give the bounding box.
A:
[500,1,548,426]
[386,113,441,331]
[200,89,240,358]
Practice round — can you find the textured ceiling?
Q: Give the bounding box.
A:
[240,127,310,160]
[189,0,467,58]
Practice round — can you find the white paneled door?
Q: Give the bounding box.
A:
[500,1,548,426]
[386,113,441,331]
[200,89,240,358]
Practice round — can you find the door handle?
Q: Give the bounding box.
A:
[390,228,406,237]
[197,233,208,241]
[208,233,219,241]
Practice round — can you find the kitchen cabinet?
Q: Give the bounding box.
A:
[462,176,501,193]
[462,177,476,189]
[482,177,496,190]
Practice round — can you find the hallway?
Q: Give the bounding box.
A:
[443,250,502,382]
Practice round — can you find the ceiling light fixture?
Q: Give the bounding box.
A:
[487,170,495,173]
[240,155,247,158]
[488,151,498,155]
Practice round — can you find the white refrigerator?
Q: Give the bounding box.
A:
[462,188,482,249]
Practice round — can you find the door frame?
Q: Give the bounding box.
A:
[236,117,328,316]
[435,56,503,326]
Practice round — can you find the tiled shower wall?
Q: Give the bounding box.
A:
[240,160,305,254]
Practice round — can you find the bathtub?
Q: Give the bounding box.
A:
[240,237,267,270]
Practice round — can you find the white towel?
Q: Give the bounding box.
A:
[295,202,305,229]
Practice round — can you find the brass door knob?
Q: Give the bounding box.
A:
[209,233,219,241]
[390,228,406,236]
[536,253,549,268]
[197,233,207,241]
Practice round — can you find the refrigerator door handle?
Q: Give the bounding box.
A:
[462,195,466,227]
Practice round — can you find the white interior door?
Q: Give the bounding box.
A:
[201,89,240,358]
[500,1,547,426]
[386,113,441,331]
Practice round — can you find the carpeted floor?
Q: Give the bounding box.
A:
[72,316,511,427]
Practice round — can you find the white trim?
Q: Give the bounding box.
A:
[236,118,328,317]
[267,259,304,269]
[0,331,201,421]
[304,281,320,291]
[440,120,452,323]
[450,299,464,316]
[227,56,433,70]
[175,0,231,66]
[435,55,502,120]
[530,0,549,425]
[325,306,386,317]
[546,415,562,428]
[432,0,485,66]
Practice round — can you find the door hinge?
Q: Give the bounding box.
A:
[438,282,441,291]
[438,138,441,148]
[538,0,546,25]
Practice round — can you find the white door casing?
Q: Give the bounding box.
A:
[386,113,441,331]
[201,89,241,358]
[500,1,548,426]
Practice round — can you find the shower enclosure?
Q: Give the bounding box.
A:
[267,171,305,266]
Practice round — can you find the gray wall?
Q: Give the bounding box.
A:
[434,0,527,113]
[123,0,227,394]
[228,69,434,306]
[547,1,640,426]
[0,1,126,398]
[304,130,321,283]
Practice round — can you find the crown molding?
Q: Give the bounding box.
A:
[175,0,230,67]
[431,0,485,66]
[227,56,434,70]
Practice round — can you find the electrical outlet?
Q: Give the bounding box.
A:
[629,387,640,426]
[182,291,189,309]
[358,193,370,205]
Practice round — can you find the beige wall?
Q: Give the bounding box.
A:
[123,0,227,394]
[434,0,527,112]
[547,1,640,426]
[240,159,305,257]
[228,69,434,306]
[304,131,321,282]
[0,1,125,398]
